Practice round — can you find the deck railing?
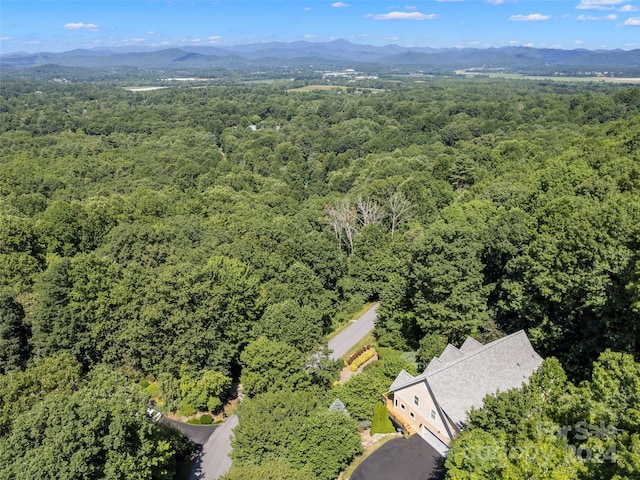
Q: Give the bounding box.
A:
[381,392,415,435]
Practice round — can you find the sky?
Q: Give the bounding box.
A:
[1,0,639,54]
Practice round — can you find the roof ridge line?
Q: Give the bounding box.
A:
[425,330,525,377]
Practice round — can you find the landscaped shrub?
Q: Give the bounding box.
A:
[186,418,200,425]
[200,414,213,425]
[207,396,222,413]
[145,382,161,398]
[349,348,376,372]
[178,401,196,416]
[371,401,395,434]
[347,344,374,365]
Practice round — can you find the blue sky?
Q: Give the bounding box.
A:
[1,1,639,54]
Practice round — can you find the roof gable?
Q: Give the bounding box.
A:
[389,369,416,391]
[437,344,464,364]
[424,357,444,375]
[459,337,483,354]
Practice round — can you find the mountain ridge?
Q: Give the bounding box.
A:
[2,39,639,73]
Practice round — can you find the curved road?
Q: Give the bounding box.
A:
[190,302,379,479]
[328,303,379,360]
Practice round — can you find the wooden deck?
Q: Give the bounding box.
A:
[381,392,415,435]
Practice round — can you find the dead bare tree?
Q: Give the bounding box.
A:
[325,203,343,250]
[386,191,413,239]
[355,196,385,227]
[325,201,359,255]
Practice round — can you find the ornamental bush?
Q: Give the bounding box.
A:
[371,401,395,434]
[349,348,376,372]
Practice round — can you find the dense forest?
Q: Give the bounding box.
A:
[1,76,639,479]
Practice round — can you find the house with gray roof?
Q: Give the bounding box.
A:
[383,330,543,456]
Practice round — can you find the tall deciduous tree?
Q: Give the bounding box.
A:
[289,409,362,480]
[253,300,323,354]
[0,291,29,374]
[240,337,310,397]
[231,389,320,466]
[0,365,191,480]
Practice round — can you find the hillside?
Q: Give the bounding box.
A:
[1,77,640,479]
[2,39,640,76]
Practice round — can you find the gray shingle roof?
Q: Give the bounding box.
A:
[459,337,483,354]
[423,357,444,375]
[389,369,416,391]
[389,330,543,429]
[438,344,464,364]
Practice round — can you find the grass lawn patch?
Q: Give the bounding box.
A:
[288,85,349,92]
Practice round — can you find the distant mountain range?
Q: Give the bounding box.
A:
[2,39,640,74]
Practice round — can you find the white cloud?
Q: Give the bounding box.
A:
[523,43,535,47]
[623,16,640,24]
[487,0,505,4]
[383,36,400,41]
[331,2,350,7]
[508,14,551,21]
[207,35,222,43]
[304,34,318,39]
[405,5,417,10]
[131,38,146,43]
[577,13,617,19]
[64,22,99,31]
[619,4,639,11]
[367,11,439,20]
[576,0,625,10]
[575,39,584,44]
[1,36,13,41]
[304,7,312,11]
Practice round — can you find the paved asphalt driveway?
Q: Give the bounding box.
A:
[161,417,217,446]
[328,303,379,360]
[351,435,446,480]
[190,414,238,480]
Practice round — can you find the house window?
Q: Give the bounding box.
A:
[394,399,398,408]
[410,412,415,419]
[414,395,419,406]
[430,409,437,420]
[401,403,405,411]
